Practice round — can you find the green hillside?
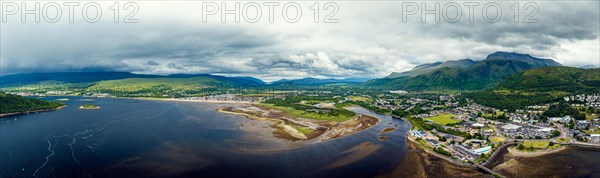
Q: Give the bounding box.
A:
[86,77,228,92]
[366,59,545,90]
[386,59,476,78]
[467,67,600,110]
[498,66,600,92]
[365,52,562,91]
[0,92,64,114]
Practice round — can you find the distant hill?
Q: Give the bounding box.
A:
[0,72,266,87]
[0,92,64,115]
[579,65,599,69]
[87,77,229,92]
[269,78,370,86]
[467,66,600,110]
[365,51,563,91]
[0,72,155,85]
[386,59,477,78]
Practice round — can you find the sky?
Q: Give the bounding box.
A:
[1,1,599,82]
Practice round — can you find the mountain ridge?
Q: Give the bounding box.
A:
[366,51,563,91]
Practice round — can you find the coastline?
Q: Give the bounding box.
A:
[217,107,310,140]
[405,134,474,167]
[79,106,101,109]
[0,105,66,118]
[379,136,488,178]
[137,97,257,104]
[217,105,379,142]
[506,146,568,158]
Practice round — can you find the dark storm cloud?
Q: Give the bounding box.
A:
[1,1,598,80]
[415,1,599,50]
[146,61,160,66]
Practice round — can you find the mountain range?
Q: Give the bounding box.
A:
[0,72,370,90]
[0,72,266,87]
[2,51,593,92]
[269,78,370,86]
[365,51,563,91]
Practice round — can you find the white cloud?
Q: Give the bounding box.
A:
[1,1,598,80]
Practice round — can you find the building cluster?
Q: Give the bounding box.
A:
[498,123,555,139]
[410,129,494,162]
[180,94,266,103]
[565,94,600,108]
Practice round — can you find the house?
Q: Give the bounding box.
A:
[465,139,487,145]
[501,124,522,131]
[549,116,573,123]
[537,127,554,133]
[442,134,464,142]
[410,130,426,138]
[571,129,582,137]
[425,139,441,147]
[471,123,485,128]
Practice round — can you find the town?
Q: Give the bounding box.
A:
[5,87,600,166]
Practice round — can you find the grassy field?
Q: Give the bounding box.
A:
[490,137,506,143]
[424,114,461,125]
[300,100,336,105]
[347,96,372,102]
[522,141,552,149]
[556,137,569,143]
[87,77,220,92]
[586,114,598,121]
[482,111,505,118]
[292,126,315,135]
[583,128,600,134]
[256,103,354,122]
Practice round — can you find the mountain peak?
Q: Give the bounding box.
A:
[486,51,533,60]
[484,51,562,67]
[386,58,477,78]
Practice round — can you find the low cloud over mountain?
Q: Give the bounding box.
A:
[1,1,598,81]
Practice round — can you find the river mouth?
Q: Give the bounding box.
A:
[0,97,410,178]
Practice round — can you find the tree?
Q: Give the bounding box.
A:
[439,136,447,142]
[517,144,525,150]
[569,119,575,129]
[551,130,561,137]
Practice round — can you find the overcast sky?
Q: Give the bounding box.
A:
[1,1,599,81]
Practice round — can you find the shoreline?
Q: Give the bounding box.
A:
[0,105,66,118]
[136,97,258,104]
[79,106,101,110]
[405,134,475,167]
[217,105,379,142]
[506,146,568,158]
[216,107,310,140]
[379,136,488,178]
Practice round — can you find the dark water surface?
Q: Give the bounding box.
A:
[489,146,600,178]
[1,97,411,178]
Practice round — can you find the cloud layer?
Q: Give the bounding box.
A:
[1,1,598,81]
